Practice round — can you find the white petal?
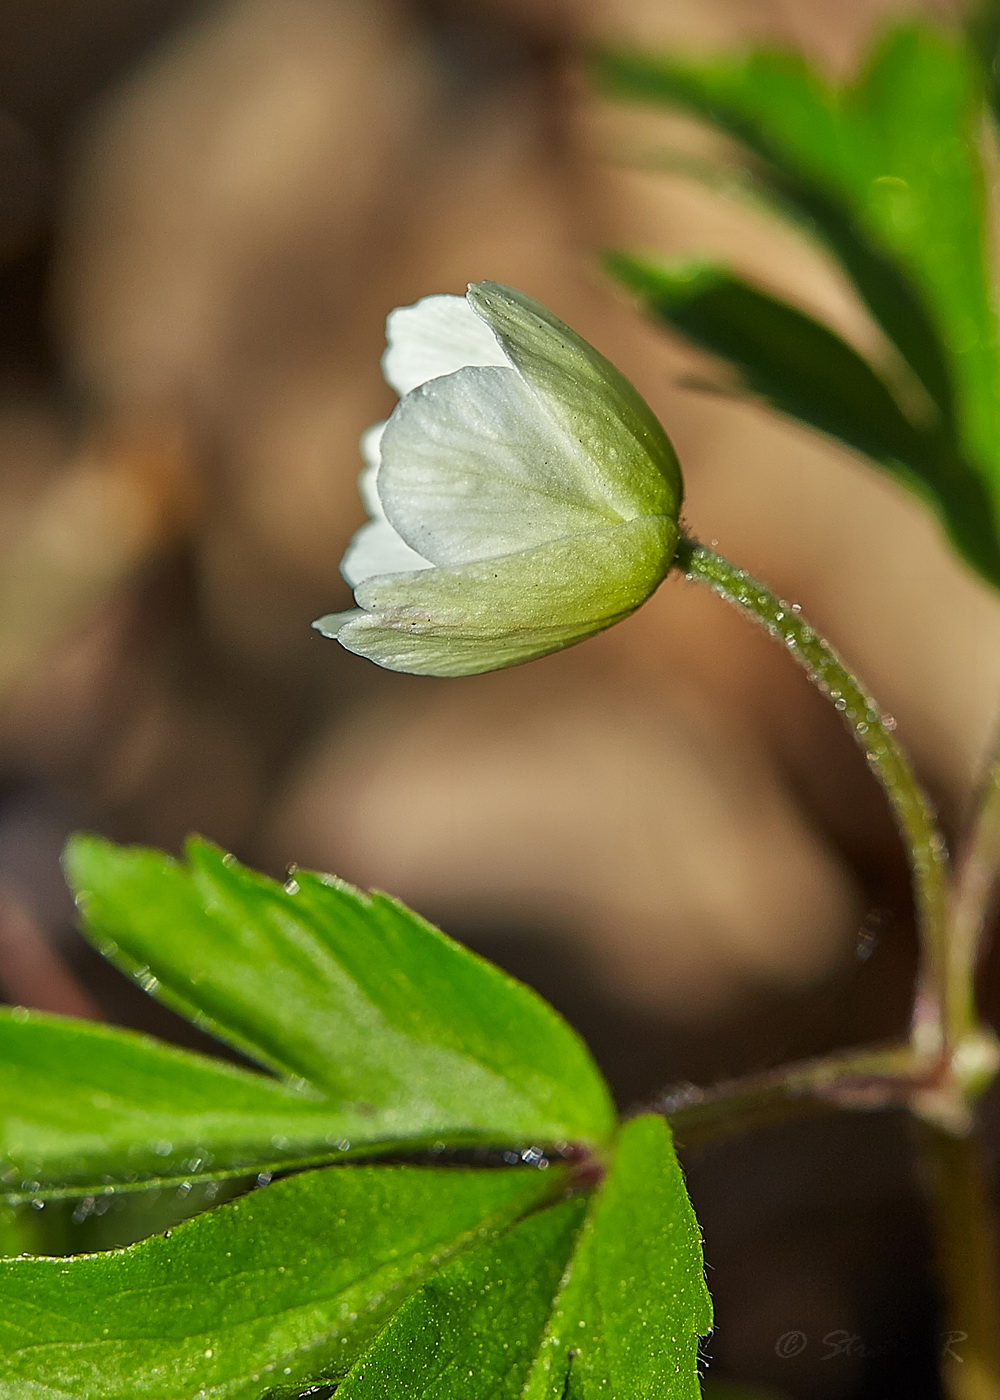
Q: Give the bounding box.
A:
[358,421,387,518]
[360,420,386,474]
[382,294,506,397]
[345,418,432,584]
[341,518,432,588]
[378,365,615,567]
[312,608,365,639]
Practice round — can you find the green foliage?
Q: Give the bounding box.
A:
[0,1164,558,1399]
[605,254,931,475]
[0,839,709,1397]
[0,1009,403,1198]
[0,1123,709,1400]
[333,1117,711,1400]
[519,1115,711,1400]
[598,21,1000,590]
[19,835,614,1198]
[335,1198,587,1400]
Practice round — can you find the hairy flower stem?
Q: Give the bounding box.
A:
[676,538,1000,1400]
[675,537,951,1059]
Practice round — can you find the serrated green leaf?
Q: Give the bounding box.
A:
[586,1115,711,1394]
[62,837,615,1168]
[560,1114,708,1400]
[606,253,1000,585]
[598,22,1000,589]
[0,1162,559,1400]
[336,1197,587,1399]
[267,1118,709,1400]
[0,1008,464,1201]
[523,1115,710,1400]
[598,25,994,418]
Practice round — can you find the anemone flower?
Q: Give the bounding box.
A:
[314,282,682,677]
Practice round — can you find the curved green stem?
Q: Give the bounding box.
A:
[676,537,951,1057]
[673,539,1000,1400]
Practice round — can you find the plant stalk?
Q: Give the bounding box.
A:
[919,1122,1000,1400]
[676,537,952,1058]
[658,1041,922,1147]
[676,537,1000,1400]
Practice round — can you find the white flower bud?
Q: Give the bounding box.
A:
[314,282,682,676]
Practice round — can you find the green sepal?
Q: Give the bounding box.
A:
[469,282,684,521]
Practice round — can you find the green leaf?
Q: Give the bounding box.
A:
[529,1114,711,1400]
[284,1116,710,1400]
[0,1008,448,1200]
[0,1119,711,1400]
[598,25,995,417]
[61,837,615,1167]
[0,1202,37,1259]
[606,253,1000,585]
[608,253,927,462]
[598,22,1000,588]
[594,37,938,411]
[0,1162,559,1400]
[336,1198,587,1399]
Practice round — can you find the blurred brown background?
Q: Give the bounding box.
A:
[0,0,994,1394]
